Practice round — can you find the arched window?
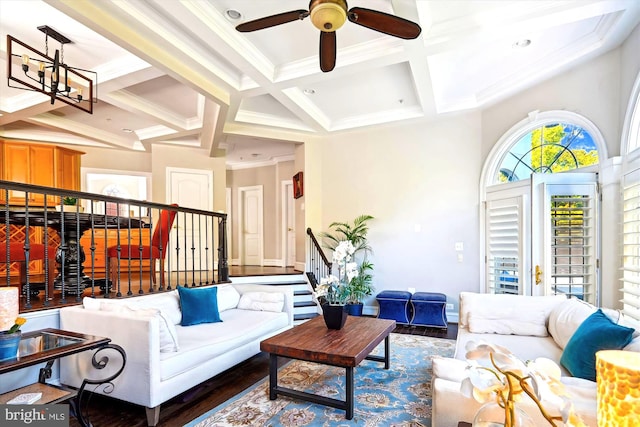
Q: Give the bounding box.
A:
[480,111,607,302]
[496,123,599,183]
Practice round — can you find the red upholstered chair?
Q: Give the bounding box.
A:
[0,242,56,297]
[107,205,178,289]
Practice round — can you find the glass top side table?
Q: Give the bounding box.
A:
[0,328,126,427]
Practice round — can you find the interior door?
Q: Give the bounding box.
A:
[239,185,263,266]
[283,181,295,267]
[166,168,213,273]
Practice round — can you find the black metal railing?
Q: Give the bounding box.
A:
[1,180,228,310]
[306,227,331,290]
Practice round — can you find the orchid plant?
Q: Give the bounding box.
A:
[315,240,359,305]
[461,341,587,427]
[317,215,375,305]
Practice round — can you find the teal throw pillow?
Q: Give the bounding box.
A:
[177,286,222,326]
[560,309,634,381]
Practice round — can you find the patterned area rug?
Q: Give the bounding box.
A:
[185,333,455,427]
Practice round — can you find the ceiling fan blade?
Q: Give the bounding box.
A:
[347,7,421,40]
[236,10,309,32]
[319,31,336,72]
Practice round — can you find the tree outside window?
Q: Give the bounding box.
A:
[497,123,599,183]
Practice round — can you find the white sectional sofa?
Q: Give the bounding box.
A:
[431,292,640,427]
[59,283,294,426]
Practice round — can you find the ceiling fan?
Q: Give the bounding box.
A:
[235,0,422,72]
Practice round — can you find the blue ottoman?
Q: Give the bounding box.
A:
[410,292,447,328]
[376,290,411,324]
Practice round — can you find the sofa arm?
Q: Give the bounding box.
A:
[232,283,295,327]
[59,306,162,408]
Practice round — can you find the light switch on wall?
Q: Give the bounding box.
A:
[455,242,463,251]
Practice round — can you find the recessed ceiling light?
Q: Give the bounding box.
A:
[225,9,242,21]
[122,128,133,133]
[303,89,316,95]
[513,39,531,48]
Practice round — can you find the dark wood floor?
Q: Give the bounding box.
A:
[69,322,457,427]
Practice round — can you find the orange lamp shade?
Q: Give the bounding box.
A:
[596,350,640,427]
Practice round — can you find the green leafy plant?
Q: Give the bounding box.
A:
[344,260,374,304]
[319,215,375,304]
[320,214,374,255]
[62,197,77,206]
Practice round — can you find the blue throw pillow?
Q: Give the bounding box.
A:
[560,309,634,381]
[177,286,222,326]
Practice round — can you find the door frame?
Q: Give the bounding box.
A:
[281,180,295,267]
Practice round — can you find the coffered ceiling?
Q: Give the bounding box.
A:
[1,0,639,168]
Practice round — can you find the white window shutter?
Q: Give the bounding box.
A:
[485,196,526,294]
[622,167,640,321]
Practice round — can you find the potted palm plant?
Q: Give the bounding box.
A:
[320,215,375,316]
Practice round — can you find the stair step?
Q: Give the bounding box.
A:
[294,301,318,308]
[294,290,313,296]
[294,312,320,321]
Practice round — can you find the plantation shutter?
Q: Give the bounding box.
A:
[485,195,526,295]
[547,190,597,303]
[622,167,640,321]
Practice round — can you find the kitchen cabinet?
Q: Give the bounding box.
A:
[0,139,84,206]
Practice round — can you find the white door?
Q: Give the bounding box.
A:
[281,181,295,267]
[166,168,213,273]
[239,185,263,266]
[531,173,599,302]
[485,179,530,295]
[484,172,599,302]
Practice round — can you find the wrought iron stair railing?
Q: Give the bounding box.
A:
[1,180,228,310]
[306,227,331,291]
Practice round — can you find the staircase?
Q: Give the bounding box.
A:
[229,273,319,324]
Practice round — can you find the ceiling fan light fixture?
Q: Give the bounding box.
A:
[310,0,347,32]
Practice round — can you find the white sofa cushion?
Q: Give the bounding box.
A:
[216,284,241,312]
[83,293,183,325]
[237,291,284,312]
[468,309,548,336]
[159,308,288,381]
[99,303,180,353]
[548,298,621,350]
[459,292,566,330]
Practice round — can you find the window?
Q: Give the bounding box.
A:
[481,111,605,301]
[621,73,640,322]
[622,169,640,321]
[496,123,599,183]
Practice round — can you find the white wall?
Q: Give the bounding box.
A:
[306,114,482,312]
[305,24,640,315]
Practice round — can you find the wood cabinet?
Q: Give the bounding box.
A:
[0,139,83,284]
[80,228,152,276]
[0,139,84,205]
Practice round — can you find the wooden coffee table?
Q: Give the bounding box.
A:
[260,315,396,419]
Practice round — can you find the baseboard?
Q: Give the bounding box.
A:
[295,261,306,272]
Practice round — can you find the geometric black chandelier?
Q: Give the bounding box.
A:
[6,26,97,114]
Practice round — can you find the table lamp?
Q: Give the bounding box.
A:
[0,287,19,331]
[596,349,640,427]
